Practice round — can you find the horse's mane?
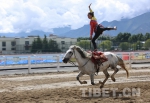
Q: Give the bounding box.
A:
[69,45,92,58]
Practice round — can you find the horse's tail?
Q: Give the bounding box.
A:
[117,56,129,78]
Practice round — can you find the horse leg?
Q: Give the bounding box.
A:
[100,69,110,88]
[76,71,87,84]
[90,73,101,85]
[111,67,119,82]
[90,73,95,85]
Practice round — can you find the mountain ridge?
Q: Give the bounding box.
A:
[58,11,150,38]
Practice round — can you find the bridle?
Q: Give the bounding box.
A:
[68,48,90,68]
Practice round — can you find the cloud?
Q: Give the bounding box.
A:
[0,0,150,33]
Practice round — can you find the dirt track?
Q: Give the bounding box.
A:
[0,68,150,103]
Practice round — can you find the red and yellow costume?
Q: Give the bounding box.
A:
[89,8,98,36]
[88,5,116,50]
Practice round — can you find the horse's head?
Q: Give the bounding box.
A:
[62,45,90,63]
[62,45,75,63]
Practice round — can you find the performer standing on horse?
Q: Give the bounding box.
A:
[88,3,117,51]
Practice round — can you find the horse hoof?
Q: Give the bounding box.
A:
[100,85,104,88]
[82,81,87,84]
[113,79,116,82]
[111,78,116,82]
[91,82,95,85]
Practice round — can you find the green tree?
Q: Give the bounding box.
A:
[42,35,49,52]
[136,41,142,50]
[77,37,89,42]
[76,40,90,50]
[31,39,37,53]
[119,42,130,51]
[114,32,123,42]
[36,36,43,52]
[128,36,132,43]
[131,43,137,51]
[137,33,144,41]
[145,39,150,50]
[144,33,150,41]
[99,40,112,51]
[53,41,61,52]
[49,39,61,52]
[128,34,137,43]
[114,32,131,42]
[123,33,131,42]
[98,36,111,40]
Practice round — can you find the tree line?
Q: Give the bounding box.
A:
[31,35,61,53]
[77,32,150,51]
[30,33,150,53]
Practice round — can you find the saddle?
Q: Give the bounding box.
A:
[91,51,108,64]
[88,50,108,75]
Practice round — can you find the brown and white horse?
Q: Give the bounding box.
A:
[62,45,129,88]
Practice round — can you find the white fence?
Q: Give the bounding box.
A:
[0,52,150,74]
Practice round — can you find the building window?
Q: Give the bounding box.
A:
[11,48,16,50]
[11,41,16,46]
[2,42,6,47]
[61,41,65,44]
[2,48,6,50]
[25,41,29,45]
[25,46,29,50]
[61,47,65,49]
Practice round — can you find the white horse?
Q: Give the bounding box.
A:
[62,45,129,88]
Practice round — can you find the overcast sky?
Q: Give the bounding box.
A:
[0,0,150,33]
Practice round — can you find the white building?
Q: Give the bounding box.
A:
[0,35,77,54]
[48,34,77,52]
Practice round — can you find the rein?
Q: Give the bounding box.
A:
[69,59,90,68]
[69,48,90,68]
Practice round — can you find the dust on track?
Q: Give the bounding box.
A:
[0,69,150,103]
